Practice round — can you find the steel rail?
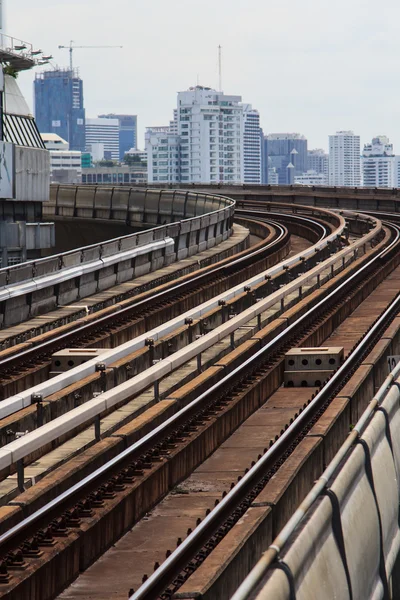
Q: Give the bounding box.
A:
[0,217,287,370]
[0,218,390,562]
[128,222,400,600]
[0,212,320,371]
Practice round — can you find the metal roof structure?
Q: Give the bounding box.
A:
[0,33,48,72]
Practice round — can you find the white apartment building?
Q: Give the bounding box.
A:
[328,131,361,187]
[362,136,395,188]
[145,127,180,183]
[243,105,261,183]
[147,86,248,184]
[41,133,82,183]
[85,117,119,161]
[177,87,244,184]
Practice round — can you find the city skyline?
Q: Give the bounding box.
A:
[8,0,400,152]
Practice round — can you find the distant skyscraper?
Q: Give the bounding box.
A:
[264,134,307,184]
[34,68,85,152]
[99,114,137,160]
[85,117,119,161]
[328,131,361,187]
[362,136,394,188]
[307,149,328,183]
[243,105,261,184]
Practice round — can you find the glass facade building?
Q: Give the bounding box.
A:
[264,134,308,184]
[34,69,85,152]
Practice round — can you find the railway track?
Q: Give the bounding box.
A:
[0,208,387,599]
[3,211,344,426]
[0,214,295,398]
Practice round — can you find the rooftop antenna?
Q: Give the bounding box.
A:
[218,45,222,92]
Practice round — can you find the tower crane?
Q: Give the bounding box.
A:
[58,40,123,71]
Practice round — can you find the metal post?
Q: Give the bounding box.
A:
[197,353,202,374]
[145,338,155,365]
[230,331,235,349]
[185,318,193,344]
[32,393,44,428]
[317,274,321,287]
[154,379,160,402]
[94,415,101,442]
[219,299,226,323]
[281,297,284,311]
[16,459,25,493]
[96,362,107,393]
[257,313,262,330]
[299,286,302,299]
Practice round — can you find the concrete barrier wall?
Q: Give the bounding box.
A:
[0,187,235,328]
[145,183,400,214]
[252,385,400,600]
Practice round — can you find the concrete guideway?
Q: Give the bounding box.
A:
[0,206,394,600]
[3,184,400,599]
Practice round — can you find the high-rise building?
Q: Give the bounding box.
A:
[328,131,361,187]
[243,105,261,184]
[147,86,249,184]
[362,136,395,188]
[34,68,85,152]
[264,134,307,184]
[176,87,244,183]
[307,149,328,183]
[85,117,119,161]
[99,114,137,160]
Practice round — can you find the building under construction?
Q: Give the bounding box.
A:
[34,68,86,152]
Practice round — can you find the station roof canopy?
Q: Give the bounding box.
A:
[0,34,44,72]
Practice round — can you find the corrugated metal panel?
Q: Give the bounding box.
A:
[14,146,50,201]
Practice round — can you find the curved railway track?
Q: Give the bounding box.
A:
[0,210,335,402]
[126,220,400,599]
[0,219,291,380]
[0,208,389,600]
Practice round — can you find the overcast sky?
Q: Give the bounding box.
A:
[7,0,400,152]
